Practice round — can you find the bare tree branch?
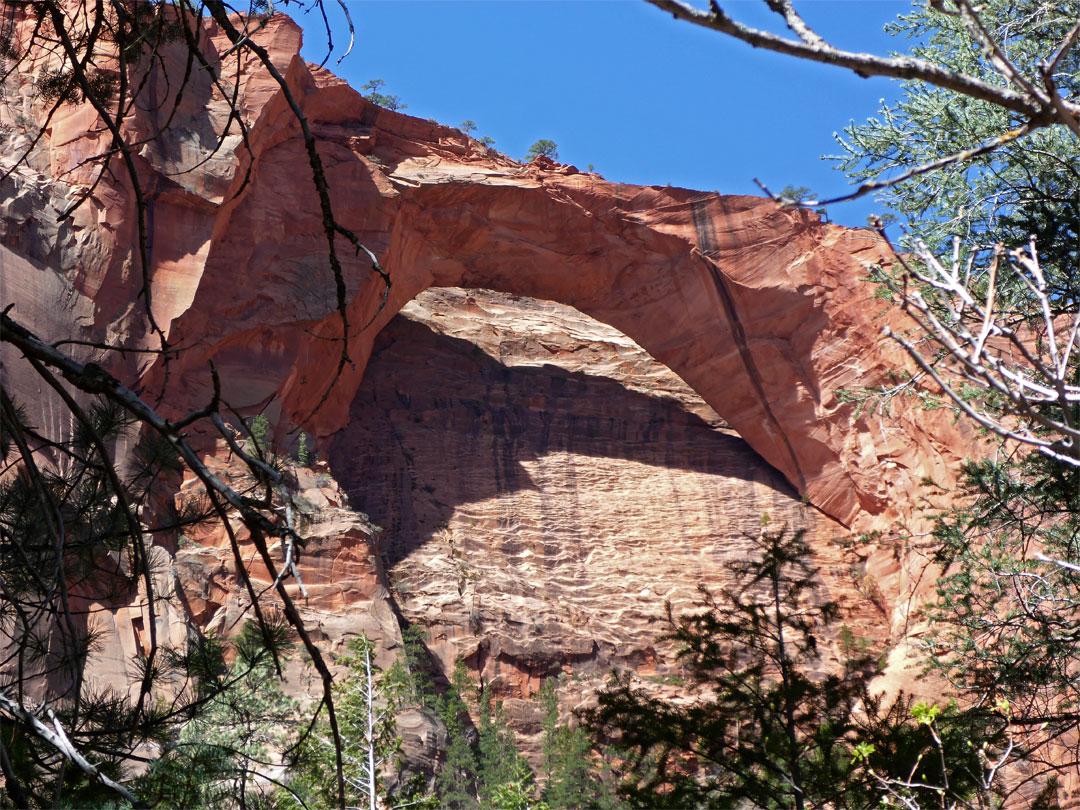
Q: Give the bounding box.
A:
[648,0,1080,206]
[0,689,148,808]
[647,0,1059,119]
[871,229,1080,467]
[2,308,347,808]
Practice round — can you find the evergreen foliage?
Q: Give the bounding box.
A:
[584,528,856,809]
[430,655,548,809]
[834,0,1080,307]
[137,622,299,810]
[524,140,559,162]
[829,0,1080,797]
[295,432,311,467]
[434,661,482,809]
[0,394,228,807]
[248,414,272,457]
[424,658,538,810]
[539,680,620,810]
[921,455,1080,781]
[361,79,407,112]
[583,527,996,810]
[486,762,548,810]
[477,687,533,807]
[288,634,427,810]
[287,625,542,810]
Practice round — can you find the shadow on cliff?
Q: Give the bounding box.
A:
[328,315,799,566]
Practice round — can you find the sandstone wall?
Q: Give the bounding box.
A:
[0,6,978,774]
[331,287,897,747]
[1,12,972,534]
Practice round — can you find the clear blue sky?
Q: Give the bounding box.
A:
[297,1,913,227]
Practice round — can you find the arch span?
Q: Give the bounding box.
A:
[333,177,881,525]
[177,144,896,526]
[1,12,967,531]
[329,286,807,570]
[214,135,932,528]
[151,21,961,530]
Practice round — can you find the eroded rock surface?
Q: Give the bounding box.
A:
[0,10,972,535]
[0,4,975,779]
[330,287,893,746]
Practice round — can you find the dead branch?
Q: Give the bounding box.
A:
[874,232,1080,466]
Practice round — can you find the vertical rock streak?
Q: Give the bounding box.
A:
[691,198,809,497]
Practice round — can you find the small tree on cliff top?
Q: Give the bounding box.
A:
[362,78,408,111]
[525,139,559,162]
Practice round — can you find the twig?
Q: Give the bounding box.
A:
[0,690,147,808]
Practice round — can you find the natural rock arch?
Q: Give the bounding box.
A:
[326,286,879,695]
[169,128,942,530]
[0,12,968,535]
[330,285,811,563]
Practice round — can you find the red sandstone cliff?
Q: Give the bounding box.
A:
[0,11,972,532]
[0,7,975,770]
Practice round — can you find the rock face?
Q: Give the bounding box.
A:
[0,5,975,777]
[332,287,892,739]
[0,10,970,535]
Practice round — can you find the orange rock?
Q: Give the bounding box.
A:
[0,4,982,779]
[1,10,969,533]
[337,288,890,719]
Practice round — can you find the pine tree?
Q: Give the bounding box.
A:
[1,0,387,800]
[539,680,609,810]
[289,634,421,810]
[648,0,1080,803]
[433,661,480,809]
[833,0,1080,307]
[524,140,559,162]
[380,636,544,810]
[583,526,995,810]
[477,688,532,807]
[138,622,299,810]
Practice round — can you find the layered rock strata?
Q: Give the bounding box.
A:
[332,287,893,743]
[0,5,977,775]
[0,11,971,537]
